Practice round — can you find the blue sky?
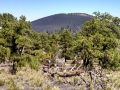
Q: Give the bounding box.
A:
[0,0,120,21]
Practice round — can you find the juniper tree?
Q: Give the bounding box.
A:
[49,32,60,57]
[77,12,120,69]
[0,13,43,74]
[59,29,74,62]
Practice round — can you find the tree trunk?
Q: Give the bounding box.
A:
[65,56,67,62]
[64,47,67,62]
[12,36,18,53]
[11,60,17,75]
[20,46,25,55]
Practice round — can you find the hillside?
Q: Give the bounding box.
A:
[31,13,94,32]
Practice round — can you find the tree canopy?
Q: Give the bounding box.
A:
[0,12,120,74]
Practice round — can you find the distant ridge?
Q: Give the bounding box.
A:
[31,13,94,32]
[59,13,93,18]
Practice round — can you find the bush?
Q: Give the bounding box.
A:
[52,87,60,90]
[0,79,4,86]
[5,77,22,90]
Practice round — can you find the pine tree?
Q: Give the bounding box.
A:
[60,29,74,61]
[0,13,43,74]
[79,12,120,69]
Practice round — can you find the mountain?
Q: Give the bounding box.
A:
[31,13,94,32]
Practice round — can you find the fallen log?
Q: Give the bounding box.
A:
[41,65,85,77]
[57,70,84,77]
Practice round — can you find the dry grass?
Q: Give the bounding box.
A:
[0,67,60,90]
[106,70,120,90]
[53,69,120,90]
[0,67,120,90]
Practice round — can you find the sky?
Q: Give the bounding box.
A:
[0,0,120,21]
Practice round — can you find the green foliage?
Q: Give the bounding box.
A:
[49,32,59,52]
[80,12,120,68]
[0,46,10,61]
[19,54,39,70]
[60,29,74,60]
[0,12,120,71]
[0,13,42,73]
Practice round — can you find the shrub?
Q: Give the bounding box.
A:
[0,79,4,86]
[42,82,52,90]
[5,77,22,90]
[33,77,43,87]
[52,87,60,90]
